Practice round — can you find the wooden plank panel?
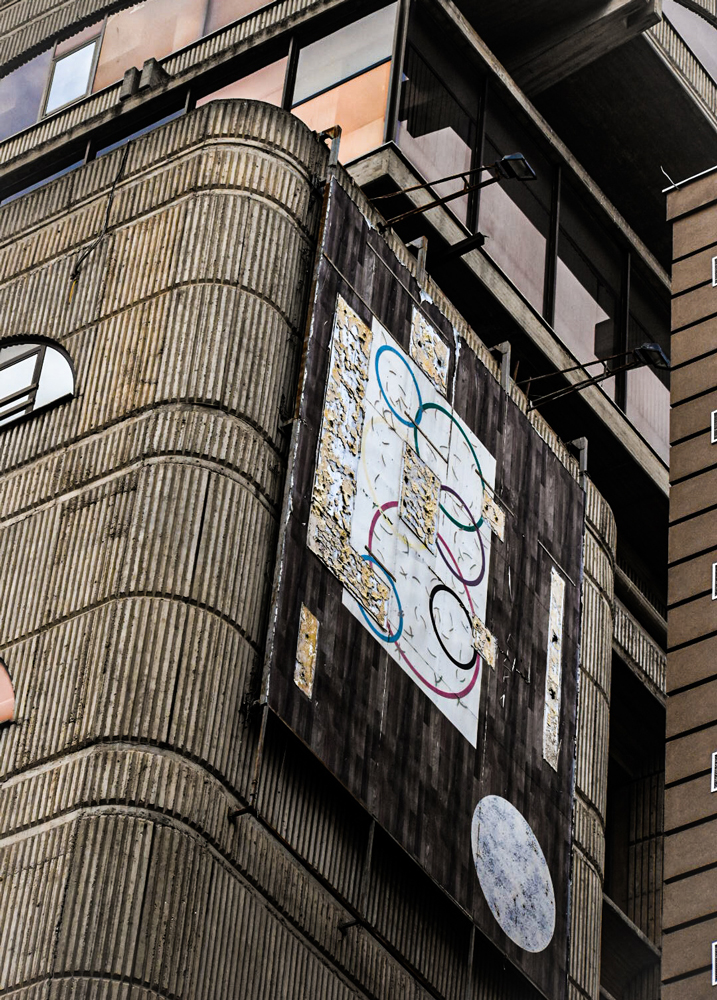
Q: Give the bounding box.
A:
[266,179,585,1000]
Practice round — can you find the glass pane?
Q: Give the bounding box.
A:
[480,90,552,313]
[628,270,670,387]
[0,159,83,205]
[93,0,207,93]
[626,367,669,462]
[95,109,183,156]
[0,343,74,428]
[197,57,287,107]
[397,44,476,226]
[46,40,98,114]
[204,0,269,34]
[293,61,390,164]
[293,3,396,105]
[56,20,104,58]
[0,49,53,142]
[554,183,623,393]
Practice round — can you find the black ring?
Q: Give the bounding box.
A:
[428,584,477,670]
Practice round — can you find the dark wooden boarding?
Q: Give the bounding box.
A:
[265,180,585,1000]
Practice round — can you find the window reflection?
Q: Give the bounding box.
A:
[480,91,551,312]
[204,0,271,35]
[93,0,207,93]
[0,50,53,142]
[397,44,475,226]
[197,58,287,107]
[293,5,396,106]
[46,39,99,114]
[293,61,391,163]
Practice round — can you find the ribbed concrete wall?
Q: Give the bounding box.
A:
[568,480,616,1000]
[0,98,385,1000]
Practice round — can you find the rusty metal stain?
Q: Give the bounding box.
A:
[481,492,506,541]
[472,617,497,669]
[409,308,449,396]
[399,444,440,550]
[294,604,319,698]
[543,567,566,771]
[306,295,389,626]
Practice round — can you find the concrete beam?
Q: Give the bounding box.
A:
[509,0,662,95]
[350,145,669,496]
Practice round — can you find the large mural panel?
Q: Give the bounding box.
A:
[265,179,585,999]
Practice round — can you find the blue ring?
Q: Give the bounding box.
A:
[375,345,423,428]
[358,554,403,643]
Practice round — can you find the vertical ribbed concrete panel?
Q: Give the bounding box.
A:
[0,100,335,999]
[568,480,616,1000]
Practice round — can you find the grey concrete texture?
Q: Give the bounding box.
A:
[0,92,623,1000]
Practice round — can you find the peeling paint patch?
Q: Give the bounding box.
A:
[543,567,565,771]
[295,604,319,697]
[400,445,440,550]
[481,492,506,541]
[410,307,449,395]
[472,617,497,669]
[306,296,389,626]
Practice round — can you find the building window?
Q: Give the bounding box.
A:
[0,340,74,428]
[291,3,397,164]
[481,88,553,310]
[0,50,53,143]
[45,26,103,115]
[93,0,207,93]
[197,57,288,108]
[397,43,477,228]
[0,659,13,724]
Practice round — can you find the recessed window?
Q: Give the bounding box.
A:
[0,340,74,428]
[291,3,397,164]
[45,39,100,114]
[0,659,14,724]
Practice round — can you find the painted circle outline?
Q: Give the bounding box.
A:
[435,486,486,587]
[375,345,423,428]
[358,553,403,644]
[428,584,477,670]
[412,402,485,530]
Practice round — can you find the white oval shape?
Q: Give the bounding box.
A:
[471,795,556,953]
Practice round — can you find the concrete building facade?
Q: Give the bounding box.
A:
[1,0,713,997]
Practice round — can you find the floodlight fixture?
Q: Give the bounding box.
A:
[523,342,670,411]
[376,152,535,229]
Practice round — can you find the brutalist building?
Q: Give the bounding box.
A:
[0,0,710,997]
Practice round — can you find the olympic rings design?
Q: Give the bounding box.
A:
[428,584,478,670]
[358,553,403,644]
[435,487,486,587]
[375,345,424,428]
[413,403,485,531]
[359,341,492,701]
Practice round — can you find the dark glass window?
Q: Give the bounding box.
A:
[197,58,287,108]
[481,89,552,313]
[204,0,272,35]
[0,50,53,142]
[625,270,669,460]
[397,45,476,226]
[292,4,397,164]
